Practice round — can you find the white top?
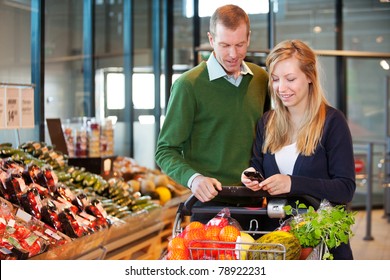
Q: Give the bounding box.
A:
[275,142,299,175]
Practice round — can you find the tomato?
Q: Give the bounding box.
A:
[13,225,31,240]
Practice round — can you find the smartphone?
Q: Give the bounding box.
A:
[244,170,265,182]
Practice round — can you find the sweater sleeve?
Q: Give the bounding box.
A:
[155,77,198,187]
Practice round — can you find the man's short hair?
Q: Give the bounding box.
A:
[209,4,250,38]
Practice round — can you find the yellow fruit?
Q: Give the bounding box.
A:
[248,231,301,260]
[236,232,255,260]
[155,186,172,205]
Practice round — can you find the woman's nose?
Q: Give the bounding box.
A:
[278,80,287,92]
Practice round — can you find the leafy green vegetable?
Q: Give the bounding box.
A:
[284,200,356,260]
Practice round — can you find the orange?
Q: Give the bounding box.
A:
[167,248,190,260]
[185,221,204,232]
[204,225,221,241]
[168,236,186,251]
[219,225,241,243]
[183,227,206,246]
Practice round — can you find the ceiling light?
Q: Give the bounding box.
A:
[380,60,389,70]
[313,26,322,33]
[376,36,384,43]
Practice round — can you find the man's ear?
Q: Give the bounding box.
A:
[207,32,214,48]
[247,30,251,46]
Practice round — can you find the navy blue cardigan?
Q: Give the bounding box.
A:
[250,106,356,205]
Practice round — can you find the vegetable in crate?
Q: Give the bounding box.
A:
[3,171,24,204]
[18,186,43,220]
[77,194,110,229]
[58,208,87,238]
[41,199,63,232]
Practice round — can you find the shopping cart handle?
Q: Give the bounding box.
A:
[183,185,321,215]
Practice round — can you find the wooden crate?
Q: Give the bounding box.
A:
[103,233,161,260]
[76,247,106,260]
[102,222,163,260]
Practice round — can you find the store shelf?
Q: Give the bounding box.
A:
[76,247,107,260]
[103,233,161,260]
[103,207,162,244]
[31,227,109,260]
[102,222,164,260]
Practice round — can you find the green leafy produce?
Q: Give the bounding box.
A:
[284,200,356,260]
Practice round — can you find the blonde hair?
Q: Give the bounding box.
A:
[264,39,329,156]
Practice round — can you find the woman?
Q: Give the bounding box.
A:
[241,39,356,259]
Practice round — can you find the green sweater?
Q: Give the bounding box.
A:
[155,61,269,187]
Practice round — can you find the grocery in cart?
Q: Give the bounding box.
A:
[162,186,333,260]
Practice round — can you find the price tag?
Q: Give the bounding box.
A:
[21,87,34,128]
[5,87,20,128]
[15,208,32,223]
[0,87,5,129]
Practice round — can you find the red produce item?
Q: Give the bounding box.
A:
[58,208,87,238]
[41,200,63,232]
[18,187,43,220]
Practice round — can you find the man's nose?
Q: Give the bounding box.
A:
[229,47,238,58]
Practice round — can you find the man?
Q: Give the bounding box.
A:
[155,4,270,228]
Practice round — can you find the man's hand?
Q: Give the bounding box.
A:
[190,175,222,202]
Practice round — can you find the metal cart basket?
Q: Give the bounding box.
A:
[168,186,324,260]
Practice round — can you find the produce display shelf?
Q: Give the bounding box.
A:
[76,247,107,260]
[103,207,162,245]
[30,227,109,260]
[103,233,161,260]
[102,222,164,260]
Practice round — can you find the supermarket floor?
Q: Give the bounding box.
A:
[350,208,390,260]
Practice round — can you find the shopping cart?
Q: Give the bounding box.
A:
[168,186,325,260]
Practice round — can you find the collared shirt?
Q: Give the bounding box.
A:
[207,52,253,87]
[187,52,253,188]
